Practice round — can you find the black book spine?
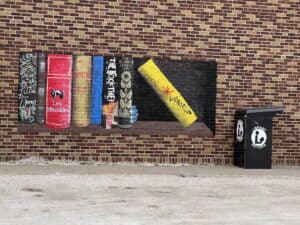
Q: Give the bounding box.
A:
[36,52,47,124]
[18,52,38,123]
[118,57,134,128]
[102,57,119,129]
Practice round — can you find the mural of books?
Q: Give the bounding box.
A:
[18,52,217,131]
[18,52,37,123]
[46,54,73,129]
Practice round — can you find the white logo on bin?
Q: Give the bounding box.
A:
[236,119,244,142]
[251,126,267,149]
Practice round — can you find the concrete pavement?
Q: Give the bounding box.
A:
[0,162,299,225]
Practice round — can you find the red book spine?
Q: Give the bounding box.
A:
[46,54,73,129]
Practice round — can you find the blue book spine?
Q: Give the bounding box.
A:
[90,56,104,125]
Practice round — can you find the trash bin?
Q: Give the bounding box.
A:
[234,107,284,169]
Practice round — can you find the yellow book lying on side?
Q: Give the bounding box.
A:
[72,55,91,127]
[138,59,197,127]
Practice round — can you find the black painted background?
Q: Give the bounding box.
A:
[133,59,217,133]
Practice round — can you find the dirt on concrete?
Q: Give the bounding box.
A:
[0,162,299,225]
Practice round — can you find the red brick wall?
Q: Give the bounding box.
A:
[0,0,299,165]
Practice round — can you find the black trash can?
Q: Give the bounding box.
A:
[234,107,284,169]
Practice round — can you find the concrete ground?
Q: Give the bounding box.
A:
[0,161,299,225]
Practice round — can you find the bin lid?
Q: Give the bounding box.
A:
[236,107,284,115]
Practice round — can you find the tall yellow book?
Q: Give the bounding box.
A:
[72,55,91,127]
[138,59,197,127]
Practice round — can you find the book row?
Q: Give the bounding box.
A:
[18,52,197,130]
[19,53,139,130]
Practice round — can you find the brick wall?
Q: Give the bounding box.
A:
[0,0,299,165]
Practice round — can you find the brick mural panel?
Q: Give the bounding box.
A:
[0,0,299,165]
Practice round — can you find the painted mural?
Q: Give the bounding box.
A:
[18,52,37,123]
[90,56,104,125]
[103,57,119,129]
[45,54,73,129]
[72,55,91,127]
[18,52,217,131]
[118,57,135,129]
[36,52,47,124]
[138,59,197,127]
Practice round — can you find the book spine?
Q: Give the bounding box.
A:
[118,57,134,129]
[138,59,197,127]
[90,56,104,125]
[36,52,47,124]
[72,55,92,127]
[103,57,119,129]
[46,54,73,129]
[18,52,37,123]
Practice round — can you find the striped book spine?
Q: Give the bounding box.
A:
[46,54,73,129]
[72,55,92,127]
[36,52,47,124]
[18,52,37,123]
[90,56,104,125]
